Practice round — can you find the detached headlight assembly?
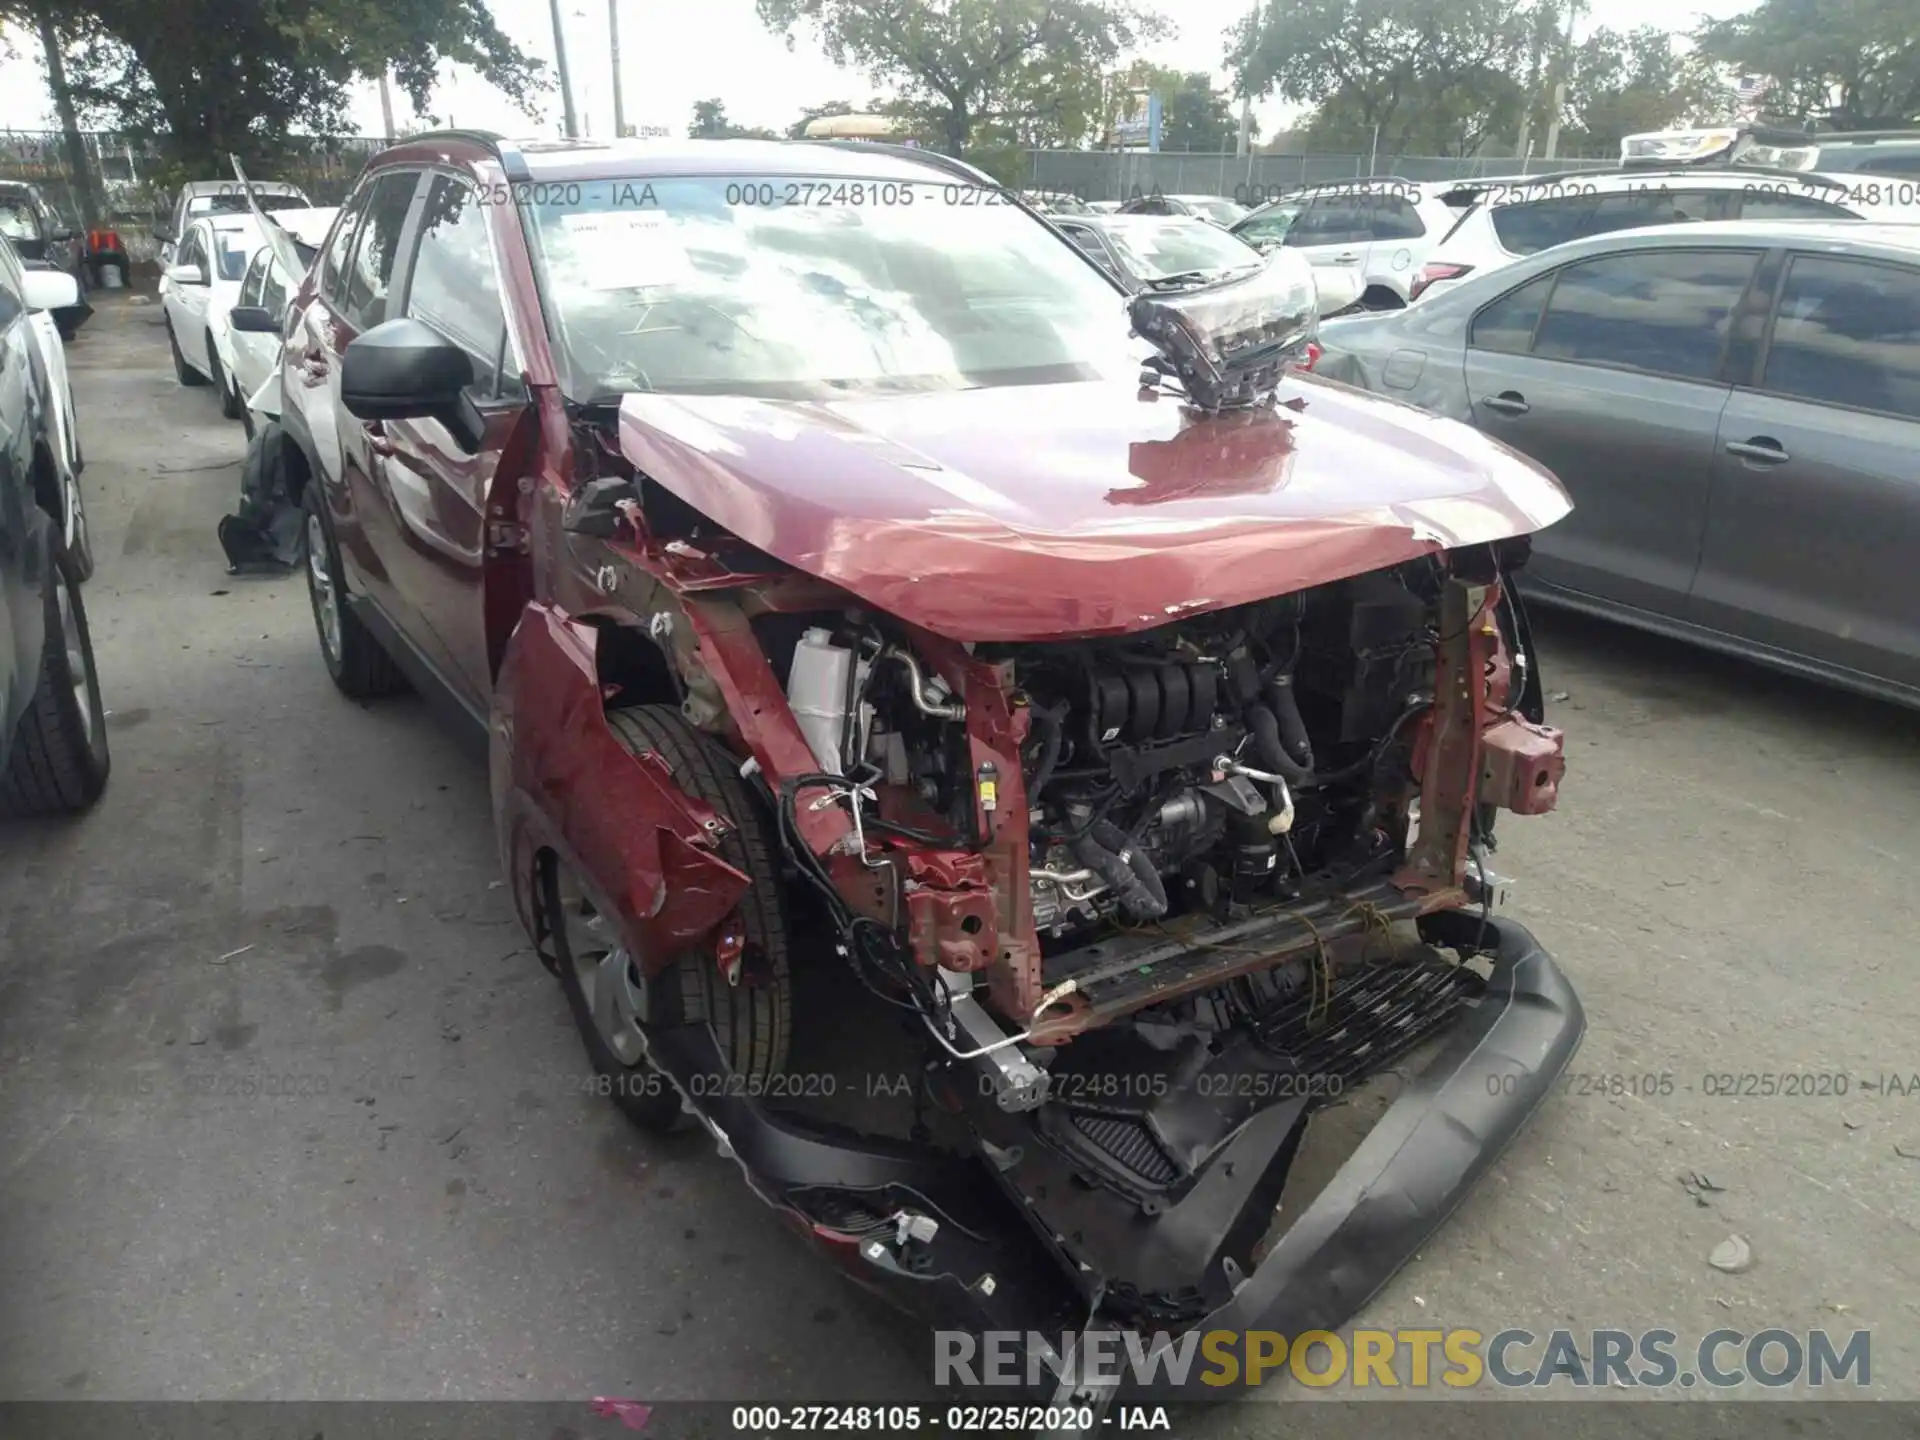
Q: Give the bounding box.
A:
[1130,255,1318,412]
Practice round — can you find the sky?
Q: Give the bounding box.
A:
[0,0,1758,143]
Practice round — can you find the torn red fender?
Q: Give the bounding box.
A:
[495,603,751,974]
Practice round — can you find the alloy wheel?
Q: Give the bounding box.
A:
[304,510,342,665]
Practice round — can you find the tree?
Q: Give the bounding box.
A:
[687,97,781,139]
[7,0,544,174]
[1556,27,1723,153]
[1158,72,1239,151]
[755,0,1166,157]
[1694,0,1920,128]
[1233,0,1540,157]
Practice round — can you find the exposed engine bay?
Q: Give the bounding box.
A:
[732,548,1565,1326]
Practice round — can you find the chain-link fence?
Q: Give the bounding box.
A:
[1024,149,1617,204]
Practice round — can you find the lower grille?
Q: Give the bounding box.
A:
[1254,954,1482,1094]
[1068,1111,1178,1185]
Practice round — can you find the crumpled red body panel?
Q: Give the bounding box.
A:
[494,604,749,973]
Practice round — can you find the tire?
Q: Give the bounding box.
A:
[62,471,95,583]
[546,705,792,1131]
[299,480,406,700]
[168,320,205,387]
[0,542,109,817]
[209,339,242,420]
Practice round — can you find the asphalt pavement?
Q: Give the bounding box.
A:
[0,291,1915,1434]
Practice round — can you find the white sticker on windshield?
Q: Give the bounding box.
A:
[558,211,697,290]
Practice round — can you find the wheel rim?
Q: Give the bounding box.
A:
[64,475,88,563]
[553,864,648,1067]
[304,510,342,664]
[57,574,93,744]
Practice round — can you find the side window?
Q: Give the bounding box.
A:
[261,263,289,319]
[1856,154,1920,178]
[404,176,507,393]
[1738,191,1852,221]
[319,184,372,303]
[1285,198,1364,247]
[340,171,421,331]
[1761,255,1920,420]
[1490,197,1597,256]
[0,253,20,330]
[1468,272,1555,354]
[238,250,268,307]
[1236,203,1301,245]
[1366,195,1426,242]
[1532,248,1761,382]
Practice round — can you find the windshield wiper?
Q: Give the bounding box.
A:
[1143,264,1262,292]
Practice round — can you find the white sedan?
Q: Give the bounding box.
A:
[161,213,267,418]
[220,207,337,436]
[1,236,94,578]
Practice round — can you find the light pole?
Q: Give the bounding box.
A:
[609,0,627,139]
[548,0,579,138]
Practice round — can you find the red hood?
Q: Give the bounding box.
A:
[617,377,1570,642]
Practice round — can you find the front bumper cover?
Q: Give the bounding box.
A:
[637,910,1583,1408]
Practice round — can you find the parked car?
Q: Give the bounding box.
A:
[162,212,269,418]
[1412,167,1877,302]
[220,207,339,436]
[156,179,311,267]
[1117,192,1248,226]
[4,236,95,582]
[0,182,92,340]
[1622,124,1920,178]
[1231,178,1463,308]
[1085,199,1122,214]
[1021,190,1093,216]
[1313,219,1920,708]
[267,132,1580,1407]
[1052,212,1364,313]
[0,251,109,817]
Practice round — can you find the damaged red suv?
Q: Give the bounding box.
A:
[271,133,1582,1406]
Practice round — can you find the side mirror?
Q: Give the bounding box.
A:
[21,269,80,313]
[229,305,277,334]
[164,262,208,287]
[341,316,472,424]
[563,475,642,538]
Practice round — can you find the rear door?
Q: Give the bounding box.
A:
[359,173,528,713]
[1693,250,1920,691]
[1460,245,1762,614]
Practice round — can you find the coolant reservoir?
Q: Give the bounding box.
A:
[787,627,855,775]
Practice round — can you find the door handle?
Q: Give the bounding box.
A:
[1330,252,1361,264]
[366,422,396,459]
[1725,437,1789,465]
[1481,391,1530,415]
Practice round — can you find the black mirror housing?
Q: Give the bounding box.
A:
[341,317,473,423]
[229,305,277,334]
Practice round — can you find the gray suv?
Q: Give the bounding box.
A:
[1311,219,1920,708]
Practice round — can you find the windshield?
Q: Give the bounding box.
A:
[212,229,257,282]
[522,176,1136,401]
[1103,221,1262,280]
[1184,197,1248,225]
[1233,202,1302,245]
[188,193,309,218]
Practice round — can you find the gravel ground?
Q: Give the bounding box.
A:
[1,291,1914,1436]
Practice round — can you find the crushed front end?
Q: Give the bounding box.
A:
[617,527,1582,1407]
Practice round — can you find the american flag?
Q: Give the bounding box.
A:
[1733,74,1774,102]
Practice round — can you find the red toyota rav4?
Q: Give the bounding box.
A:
[269,132,1581,1406]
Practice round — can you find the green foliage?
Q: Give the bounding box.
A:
[755,0,1166,156]
[3,0,544,173]
[688,98,782,139]
[1558,27,1724,152]
[1694,0,1920,128]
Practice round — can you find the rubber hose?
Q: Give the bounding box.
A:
[1070,820,1169,920]
[1246,704,1315,785]
[1027,701,1068,803]
[1265,674,1315,770]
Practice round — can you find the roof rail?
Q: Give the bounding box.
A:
[1814,129,1920,144]
[800,139,1002,188]
[1442,163,1850,192]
